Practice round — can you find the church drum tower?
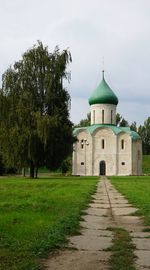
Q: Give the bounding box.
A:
[72,72,142,176]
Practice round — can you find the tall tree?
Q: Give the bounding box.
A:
[139,117,150,154]
[116,113,129,127]
[75,113,91,127]
[130,121,137,132]
[0,41,73,178]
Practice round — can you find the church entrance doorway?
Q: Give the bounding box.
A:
[99,161,106,175]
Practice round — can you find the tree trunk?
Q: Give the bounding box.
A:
[35,167,38,179]
[22,167,26,177]
[30,161,34,178]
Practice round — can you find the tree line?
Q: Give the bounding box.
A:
[0,41,74,177]
[75,113,150,155]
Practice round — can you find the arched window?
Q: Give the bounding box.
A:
[102,139,105,149]
[93,110,95,124]
[121,139,124,149]
[111,110,113,124]
[102,110,104,124]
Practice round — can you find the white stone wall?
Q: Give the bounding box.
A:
[72,127,142,176]
[93,127,117,175]
[90,104,117,125]
[73,130,92,176]
[117,133,132,175]
[132,140,142,175]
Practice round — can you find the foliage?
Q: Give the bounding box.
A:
[0,153,17,175]
[0,176,98,270]
[130,121,137,132]
[116,115,150,154]
[0,154,5,175]
[143,155,150,174]
[139,117,150,154]
[75,113,91,127]
[116,113,129,127]
[110,176,150,225]
[60,156,72,173]
[0,41,74,177]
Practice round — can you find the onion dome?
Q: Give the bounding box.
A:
[89,71,118,105]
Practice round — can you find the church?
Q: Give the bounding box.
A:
[72,71,142,176]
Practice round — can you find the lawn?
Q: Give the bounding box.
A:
[0,176,98,270]
[109,176,150,226]
[143,155,150,174]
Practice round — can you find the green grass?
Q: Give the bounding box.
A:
[108,176,150,269]
[109,228,136,270]
[109,176,150,226]
[143,155,150,174]
[0,176,98,270]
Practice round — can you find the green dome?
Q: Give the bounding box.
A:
[89,72,118,105]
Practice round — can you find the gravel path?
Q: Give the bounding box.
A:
[44,177,150,270]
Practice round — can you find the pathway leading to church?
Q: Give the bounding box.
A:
[44,177,150,270]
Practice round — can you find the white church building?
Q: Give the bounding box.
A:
[72,71,142,176]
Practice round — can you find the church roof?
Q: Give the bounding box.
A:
[73,124,141,140]
[88,72,118,106]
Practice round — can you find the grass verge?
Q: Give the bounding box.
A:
[0,176,98,270]
[109,176,150,226]
[109,228,136,270]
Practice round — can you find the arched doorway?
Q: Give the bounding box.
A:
[99,161,106,175]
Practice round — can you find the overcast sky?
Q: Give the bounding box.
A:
[0,0,150,126]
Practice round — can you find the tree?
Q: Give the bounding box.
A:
[75,113,91,127]
[116,113,129,127]
[139,117,150,154]
[130,121,137,132]
[0,154,5,175]
[0,41,74,178]
[60,156,72,174]
[119,118,129,127]
[116,113,122,126]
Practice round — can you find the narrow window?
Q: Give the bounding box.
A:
[138,150,140,160]
[81,139,84,149]
[102,139,105,149]
[121,162,125,165]
[81,162,84,165]
[93,110,95,124]
[102,109,104,124]
[121,139,124,149]
[111,110,113,124]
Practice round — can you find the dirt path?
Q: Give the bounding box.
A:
[44,177,150,270]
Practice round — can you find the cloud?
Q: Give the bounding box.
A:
[0,0,150,126]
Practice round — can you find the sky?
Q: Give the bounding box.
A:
[0,0,150,126]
